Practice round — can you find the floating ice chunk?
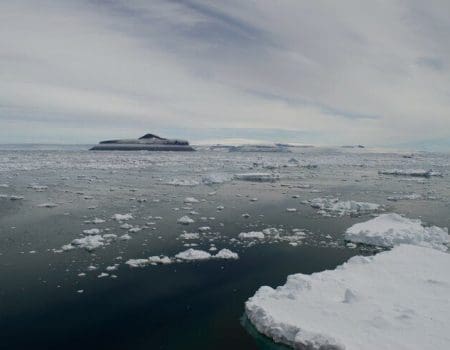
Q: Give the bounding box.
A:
[198,226,210,232]
[120,223,133,229]
[214,249,239,259]
[234,173,279,182]
[177,215,195,225]
[10,195,24,201]
[175,248,211,261]
[112,213,133,221]
[239,231,265,239]
[148,256,173,265]
[71,235,105,251]
[286,208,297,212]
[387,193,422,201]
[37,202,58,208]
[202,173,232,185]
[164,179,200,186]
[83,228,101,235]
[345,213,449,251]
[126,258,149,268]
[180,232,199,240]
[118,233,132,240]
[246,245,450,350]
[262,227,280,236]
[309,198,380,216]
[128,227,142,233]
[91,218,106,224]
[184,197,199,203]
[0,184,9,188]
[98,272,109,278]
[379,169,442,177]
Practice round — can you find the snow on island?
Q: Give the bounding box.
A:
[246,244,450,350]
[345,213,449,251]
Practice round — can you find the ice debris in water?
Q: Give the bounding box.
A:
[112,213,133,221]
[309,198,380,216]
[177,215,195,225]
[201,173,232,185]
[163,179,200,186]
[234,173,279,182]
[245,244,450,350]
[379,169,442,177]
[239,231,265,239]
[37,202,58,208]
[345,213,449,251]
[126,248,239,267]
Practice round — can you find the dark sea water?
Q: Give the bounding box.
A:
[0,146,448,349]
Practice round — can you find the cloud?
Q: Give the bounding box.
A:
[0,0,449,147]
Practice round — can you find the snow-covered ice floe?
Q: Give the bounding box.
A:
[345,213,449,251]
[234,173,279,182]
[379,169,442,177]
[126,248,239,267]
[309,198,381,216]
[246,244,450,350]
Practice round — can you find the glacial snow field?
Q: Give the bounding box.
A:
[0,144,449,350]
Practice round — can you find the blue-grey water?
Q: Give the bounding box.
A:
[0,145,449,349]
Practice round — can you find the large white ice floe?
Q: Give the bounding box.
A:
[379,169,442,177]
[239,231,265,239]
[234,173,280,182]
[309,198,381,216]
[246,244,450,350]
[345,213,449,251]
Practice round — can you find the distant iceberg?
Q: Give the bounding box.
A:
[90,133,195,151]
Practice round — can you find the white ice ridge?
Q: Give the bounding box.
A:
[246,245,450,350]
[345,213,449,251]
[309,198,380,216]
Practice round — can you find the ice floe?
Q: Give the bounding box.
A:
[246,244,450,350]
[112,213,133,221]
[239,231,265,239]
[345,213,449,251]
[177,215,195,225]
[309,198,381,216]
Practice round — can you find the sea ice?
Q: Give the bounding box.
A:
[214,248,239,259]
[379,169,442,177]
[177,215,195,225]
[234,173,279,182]
[112,213,133,221]
[175,248,212,261]
[309,198,380,216]
[246,244,450,350]
[239,231,265,239]
[345,213,449,251]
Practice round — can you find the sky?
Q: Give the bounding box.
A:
[1,0,450,148]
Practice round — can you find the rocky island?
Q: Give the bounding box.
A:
[90,133,195,151]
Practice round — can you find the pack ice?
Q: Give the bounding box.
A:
[246,244,450,350]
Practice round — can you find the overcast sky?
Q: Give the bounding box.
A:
[1,0,450,148]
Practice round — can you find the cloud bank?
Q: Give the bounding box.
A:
[1,0,449,147]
